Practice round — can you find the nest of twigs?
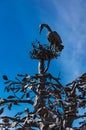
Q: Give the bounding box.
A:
[30,40,62,60]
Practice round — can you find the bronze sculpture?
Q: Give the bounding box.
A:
[39,23,64,51]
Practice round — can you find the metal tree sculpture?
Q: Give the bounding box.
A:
[0,24,86,130]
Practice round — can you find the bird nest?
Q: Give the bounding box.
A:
[30,40,61,60]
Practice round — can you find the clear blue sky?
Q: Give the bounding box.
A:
[0,0,86,84]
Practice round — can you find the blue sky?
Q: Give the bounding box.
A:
[0,0,86,85]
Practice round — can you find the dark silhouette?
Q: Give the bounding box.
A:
[39,23,64,51]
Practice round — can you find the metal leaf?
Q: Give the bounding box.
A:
[2,75,8,80]
[8,96,15,99]
[0,108,4,115]
[11,121,18,128]
[8,103,12,110]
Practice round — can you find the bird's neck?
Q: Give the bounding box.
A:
[43,24,52,32]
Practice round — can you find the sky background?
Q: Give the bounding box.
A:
[0,0,86,85]
[0,0,86,128]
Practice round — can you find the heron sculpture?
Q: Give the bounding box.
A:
[39,23,64,51]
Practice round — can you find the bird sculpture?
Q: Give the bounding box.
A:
[39,23,64,51]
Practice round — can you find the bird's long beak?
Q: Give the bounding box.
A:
[39,25,42,34]
[39,29,42,34]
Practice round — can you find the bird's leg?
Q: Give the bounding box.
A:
[50,43,52,50]
[43,58,50,73]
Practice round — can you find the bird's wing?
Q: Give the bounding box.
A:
[53,31,62,43]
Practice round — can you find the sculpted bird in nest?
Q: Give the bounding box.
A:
[39,23,64,51]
